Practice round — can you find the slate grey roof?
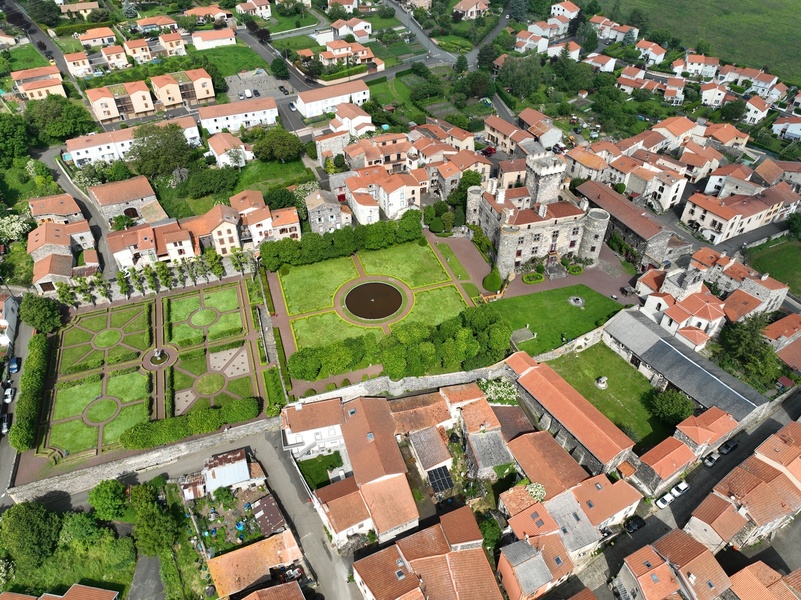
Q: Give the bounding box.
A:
[468,430,513,472]
[500,540,553,595]
[544,492,601,553]
[409,426,451,471]
[604,310,767,421]
[327,170,358,191]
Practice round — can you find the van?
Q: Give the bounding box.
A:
[244,89,253,98]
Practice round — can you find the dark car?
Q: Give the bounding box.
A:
[624,516,646,533]
[481,146,496,156]
[8,357,20,374]
[278,85,289,95]
[253,89,260,96]
[720,440,739,455]
[573,127,582,134]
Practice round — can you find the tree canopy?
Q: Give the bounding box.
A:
[0,114,32,169]
[713,313,783,391]
[128,123,194,179]
[650,389,695,425]
[0,502,61,566]
[271,58,289,79]
[19,293,64,333]
[252,127,304,163]
[133,502,178,556]
[88,479,128,521]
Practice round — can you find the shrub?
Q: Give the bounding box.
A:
[8,334,49,451]
[208,327,243,342]
[264,368,285,417]
[221,397,260,423]
[567,265,584,275]
[482,268,502,292]
[187,409,224,435]
[55,373,102,390]
[522,272,544,284]
[429,217,444,233]
[209,340,245,353]
[106,350,139,365]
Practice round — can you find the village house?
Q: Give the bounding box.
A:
[305,190,350,234]
[158,32,186,56]
[700,82,727,107]
[452,0,489,19]
[635,40,666,65]
[0,584,121,600]
[328,0,358,13]
[136,15,178,32]
[295,80,370,118]
[678,141,723,183]
[101,45,129,69]
[729,561,801,599]
[86,81,154,122]
[764,313,801,373]
[78,26,116,47]
[151,69,214,109]
[330,17,371,42]
[123,38,152,64]
[518,108,563,150]
[28,194,83,226]
[673,53,720,78]
[11,66,65,100]
[674,407,739,458]
[28,220,97,293]
[0,30,17,47]
[236,0,271,19]
[191,28,236,50]
[198,96,279,134]
[583,53,616,72]
[515,30,547,54]
[547,41,581,60]
[184,4,231,22]
[550,0,579,20]
[329,102,375,137]
[745,95,770,124]
[484,115,535,155]
[87,175,163,227]
[206,132,254,168]
[772,116,801,141]
[64,51,92,78]
[588,16,638,42]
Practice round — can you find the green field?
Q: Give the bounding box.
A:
[397,285,467,328]
[268,11,318,33]
[189,42,269,77]
[436,243,471,281]
[358,242,449,288]
[272,35,325,53]
[279,257,358,315]
[292,311,383,348]
[748,239,801,296]
[549,343,671,451]
[363,14,402,30]
[492,285,622,356]
[596,0,801,83]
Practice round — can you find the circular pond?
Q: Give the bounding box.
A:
[345,282,403,320]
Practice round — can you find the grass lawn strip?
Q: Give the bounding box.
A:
[207,312,243,337]
[292,311,383,349]
[109,306,144,328]
[102,404,149,446]
[123,331,152,351]
[107,371,151,403]
[227,376,254,399]
[397,285,467,328]
[749,240,801,296]
[492,285,622,356]
[203,287,240,311]
[214,393,239,408]
[169,323,198,345]
[168,296,202,323]
[359,241,449,288]
[436,243,471,281]
[49,419,98,454]
[121,308,150,333]
[279,256,359,315]
[59,343,93,371]
[173,369,196,392]
[94,329,122,348]
[297,451,344,490]
[178,353,208,376]
[86,399,118,423]
[79,314,108,332]
[53,379,104,420]
[63,327,94,346]
[196,373,225,395]
[191,309,217,327]
[549,343,672,450]
[190,43,269,77]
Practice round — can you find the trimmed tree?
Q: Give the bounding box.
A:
[650,389,695,425]
[0,502,61,567]
[19,293,64,333]
[88,480,128,521]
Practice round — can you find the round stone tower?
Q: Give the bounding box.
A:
[465,186,483,225]
[579,208,610,265]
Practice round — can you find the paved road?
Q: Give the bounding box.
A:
[128,557,165,600]
[542,391,801,600]
[382,0,457,64]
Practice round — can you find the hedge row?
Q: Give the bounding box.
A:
[8,335,49,451]
[62,349,139,374]
[209,339,245,353]
[168,325,244,348]
[165,367,175,418]
[119,397,260,449]
[54,20,115,35]
[320,65,367,81]
[264,367,285,417]
[273,328,292,391]
[259,267,276,314]
[56,373,102,390]
[366,76,387,86]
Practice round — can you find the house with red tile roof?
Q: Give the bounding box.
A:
[571,474,642,529]
[28,220,97,293]
[241,581,304,600]
[675,407,738,456]
[729,561,801,600]
[28,194,83,226]
[0,584,119,600]
[614,545,681,600]
[507,352,635,473]
[498,533,573,600]
[684,493,750,553]
[632,437,696,495]
[635,40,666,65]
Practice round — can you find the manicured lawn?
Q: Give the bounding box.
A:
[492,285,622,356]
[297,451,344,490]
[363,14,402,30]
[86,399,118,423]
[122,307,151,333]
[54,37,85,54]
[228,376,253,398]
[189,42,269,77]
[169,322,199,346]
[173,369,196,392]
[123,331,152,351]
[196,373,225,395]
[106,371,151,403]
[432,35,473,52]
[191,309,217,327]
[398,285,467,328]
[63,328,94,347]
[359,241,448,288]
[549,344,671,451]
[207,311,243,337]
[8,44,48,72]
[292,312,382,349]
[94,329,122,348]
[53,379,104,420]
[279,256,358,315]
[268,11,318,33]
[597,0,801,83]
[168,295,202,323]
[463,282,481,300]
[436,243,471,281]
[234,159,314,193]
[271,35,325,52]
[79,314,108,332]
[110,305,145,328]
[748,239,801,296]
[102,404,149,446]
[49,420,98,454]
[368,77,415,107]
[204,287,240,312]
[178,352,208,377]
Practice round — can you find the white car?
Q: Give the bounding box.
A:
[655,491,675,509]
[3,387,14,404]
[670,481,689,497]
[288,102,297,112]
[704,452,720,467]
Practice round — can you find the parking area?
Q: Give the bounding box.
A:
[225,69,295,102]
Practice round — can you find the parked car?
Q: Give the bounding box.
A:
[624,515,646,533]
[573,127,582,134]
[288,102,297,111]
[238,91,245,100]
[1,413,8,434]
[3,387,14,404]
[704,452,721,467]
[8,357,20,374]
[481,146,496,156]
[655,491,675,509]
[670,481,689,496]
[253,89,260,96]
[278,85,289,95]
[720,440,739,455]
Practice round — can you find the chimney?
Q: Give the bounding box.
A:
[538,203,547,218]
[720,250,727,257]
[497,188,506,204]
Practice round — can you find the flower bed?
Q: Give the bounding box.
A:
[522,272,545,284]
[568,265,584,276]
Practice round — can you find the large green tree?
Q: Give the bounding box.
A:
[88,480,128,521]
[271,58,289,79]
[128,123,194,179]
[721,99,746,122]
[0,502,61,566]
[787,212,801,240]
[19,293,64,333]
[26,95,96,143]
[650,389,695,425]
[253,127,303,163]
[0,113,31,168]
[447,170,482,208]
[714,313,783,391]
[133,503,178,556]
[28,0,61,26]
[476,44,498,70]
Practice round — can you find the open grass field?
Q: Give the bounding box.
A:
[271,35,325,53]
[549,343,671,451]
[748,239,801,296]
[492,285,622,356]
[596,0,801,83]
[189,42,269,77]
[297,451,343,490]
[366,78,425,121]
[268,11,318,33]
[292,311,383,348]
[359,242,449,288]
[279,257,359,315]
[397,285,467,329]
[363,13,402,30]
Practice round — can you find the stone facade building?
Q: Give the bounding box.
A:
[466,151,609,279]
[87,176,163,226]
[305,190,350,234]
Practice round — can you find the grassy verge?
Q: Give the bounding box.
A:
[436,243,471,281]
[188,42,269,77]
[747,239,801,296]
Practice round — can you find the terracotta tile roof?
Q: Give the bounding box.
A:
[408,555,456,600]
[397,521,450,561]
[28,193,81,218]
[756,422,801,474]
[653,529,731,600]
[342,397,407,484]
[229,189,265,213]
[361,474,418,535]
[353,545,421,600]
[508,502,559,538]
[10,65,61,81]
[530,533,573,583]
[298,79,368,104]
[624,546,680,600]
[618,460,636,477]
[507,432,589,499]
[691,493,748,542]
[499,485,537,517]
[491,405,534,442]
[439,383,485,406]
[315,476,370,533]
[439,505,482,547]
[640,438,696,480]
[241,581,304,600]
[448,547,504,599]
[755,158,785,186]
[33,254,74,283]
[638,268,666,292]
[27,220,91,254]
[566,147,608,171]
[88,175,154,206]
[778,338,801,372]
[571,475,642,526]
[460,397,501,433]
[516,362,635,465]
[207,531,302,598]
[577,180,663,240]
[192,29,235,41]
[389,392,451,435]
[39,585,119,600]
[676,407,738,446]
[723,289,762,321]
[715,459,801,526]
[730,561,784,600]
[198,96,277,120]
[0,593,38,600]
[282,398,343,432]
[655,116,696,137]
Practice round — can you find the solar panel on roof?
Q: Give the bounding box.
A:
[428,466,453,493]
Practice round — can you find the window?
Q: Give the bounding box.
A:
[534,519,544,527]
[586,500,594,508]
[572,227,580,235]
[644,561,652,568]
[651,574,659,583]
[554,556,563,566]
[572,513,580,522]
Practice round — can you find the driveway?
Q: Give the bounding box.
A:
[226,70,292,102]
[128,557,165,600]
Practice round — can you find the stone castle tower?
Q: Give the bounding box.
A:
[526,154,566,206]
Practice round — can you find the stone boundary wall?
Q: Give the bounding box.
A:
[525,323,606,363]
[8,418,280,503]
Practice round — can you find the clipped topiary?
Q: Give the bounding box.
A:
[429,217,444,233]
[483,268,502,292]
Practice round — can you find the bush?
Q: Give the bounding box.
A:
[62,358,104,374]
[482,268,502,292]
[221,396,260,423]
[54,20,114,35]
[522,272,544,284]
[650,389,695,425]
[264,368,285,417]
[429,217,444,233]
[8,334,49,451]
[187,408,224,435]
[567,265,584,275]
[207,327,243,342]
[55,373,103,390]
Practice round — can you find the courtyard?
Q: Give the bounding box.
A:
[548,343,672,451]
[42,281,265,460]
[747,238,801,296]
